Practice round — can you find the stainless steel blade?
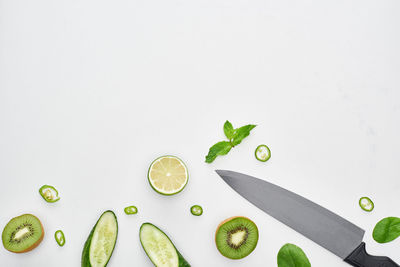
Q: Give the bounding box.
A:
[216,170,365,259]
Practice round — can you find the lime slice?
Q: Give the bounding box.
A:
[148,156,188,195]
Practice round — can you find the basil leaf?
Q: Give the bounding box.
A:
[232,124,256,146]
[223,120,235,140]
[277,243,311,267]
[205,141,232,163]
[373,217,400,243]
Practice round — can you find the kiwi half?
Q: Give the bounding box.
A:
[215,216,259,259]
[2,214,44,253]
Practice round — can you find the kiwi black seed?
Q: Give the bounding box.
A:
[215,216,259,259]
[2,214,44,253]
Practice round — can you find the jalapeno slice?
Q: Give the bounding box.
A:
[255,144,271,162]
[190,205,203,216]
[39,185,60,203]
[359,197,374,212]
[124,205,138,215]
[54,230,65,246]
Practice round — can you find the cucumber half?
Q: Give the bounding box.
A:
[82,210,118,267]
[140,223,190,267]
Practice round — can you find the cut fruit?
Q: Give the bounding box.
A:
[215,216,259,259]
[148,155,189,195]
[82,210,118,267]
[255,145,271,162]
[139,223,190,267]
[190,205,203,216]
[2,214,44,253]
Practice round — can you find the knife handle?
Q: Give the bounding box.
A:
[344,242,399,267]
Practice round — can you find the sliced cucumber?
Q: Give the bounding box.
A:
[140,223,190,267]
[82,210,118,267]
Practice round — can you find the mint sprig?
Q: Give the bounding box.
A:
[205,121,256,163]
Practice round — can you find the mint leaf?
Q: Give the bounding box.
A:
[223,120,234,140]
[277,243,311,267]
[205,121,256,163]
[205,141,232,163]
[232,124,256,146]
[373,217,400,243]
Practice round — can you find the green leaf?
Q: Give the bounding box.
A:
[372,217,400,243]
[277,243,311,267]
[232,124,256,146]
[205,141,232,163]
[223,121,235,140]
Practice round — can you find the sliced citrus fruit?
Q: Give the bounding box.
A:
[147,155,188,195]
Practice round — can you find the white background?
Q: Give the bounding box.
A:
[0,0,399,266]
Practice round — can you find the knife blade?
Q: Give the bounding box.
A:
[216,170,399,267]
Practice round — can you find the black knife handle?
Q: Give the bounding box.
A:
[344,242,399,267]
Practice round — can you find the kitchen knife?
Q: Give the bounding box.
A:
[215,170,399,267]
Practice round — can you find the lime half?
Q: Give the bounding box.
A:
[147,156,188,195]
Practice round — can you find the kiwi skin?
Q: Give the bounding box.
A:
[2,214,44,253]
[215,216,258,259]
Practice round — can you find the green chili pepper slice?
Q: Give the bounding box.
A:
[190,205,203,216]
[39,185,60,203]
[255,144,271,162]
[54,230,65,246]
[359,197,374,212]
[124,205,138,215]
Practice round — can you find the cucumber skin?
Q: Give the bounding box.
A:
[140,223,191,267]
[177,251,191,267]
[81,226,95,267]
[81,210,118,267]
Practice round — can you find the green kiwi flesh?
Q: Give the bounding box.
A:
[215,216,258,259]
[2,214,44,253]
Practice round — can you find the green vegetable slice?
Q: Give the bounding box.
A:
[255,144,271,162]
[39,185,60,203]
[55,230,65,247]
[372,217,400,243]
[190,205,203,216]
[124,206,138,215]
[82,210,118,267]
[359,197,374,212]
[139,223,190,267]
[277,243,311,267]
